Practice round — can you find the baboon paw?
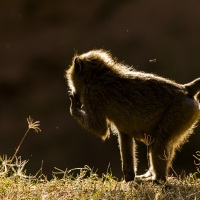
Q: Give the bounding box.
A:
[152,179,165,185]
[135,173,152,179]
[124,172,135,182]
[69,93,82,108]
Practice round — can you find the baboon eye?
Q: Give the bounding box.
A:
[74,57,82,74]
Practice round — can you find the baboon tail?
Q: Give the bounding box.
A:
[184,78,200,96]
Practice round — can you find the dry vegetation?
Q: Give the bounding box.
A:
[0,161,199,200]
[0,117,199,199]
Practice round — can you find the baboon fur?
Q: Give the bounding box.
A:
[66,49,200,183]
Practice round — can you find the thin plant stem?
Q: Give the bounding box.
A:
[11,116,41,163]
[11,128,30,163]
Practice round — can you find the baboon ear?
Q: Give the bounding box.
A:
[74,57,82,74]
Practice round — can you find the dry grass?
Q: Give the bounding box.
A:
[0,157,199,200]
[0,117,199,199]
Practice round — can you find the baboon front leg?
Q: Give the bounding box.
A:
[118,133,137,182]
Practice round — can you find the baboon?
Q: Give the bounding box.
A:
[66,49,200,183]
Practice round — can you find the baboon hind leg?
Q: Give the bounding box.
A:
[135,160,153,179]
[149,141,175,182]
[135,144,174,182]
[118,133,137,182]
[149,97,199,182]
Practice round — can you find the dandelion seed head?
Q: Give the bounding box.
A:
[27,116,41,133]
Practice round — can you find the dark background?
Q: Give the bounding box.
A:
[0,0,200,179]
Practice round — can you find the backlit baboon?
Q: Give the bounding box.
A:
[66,49,200,183]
